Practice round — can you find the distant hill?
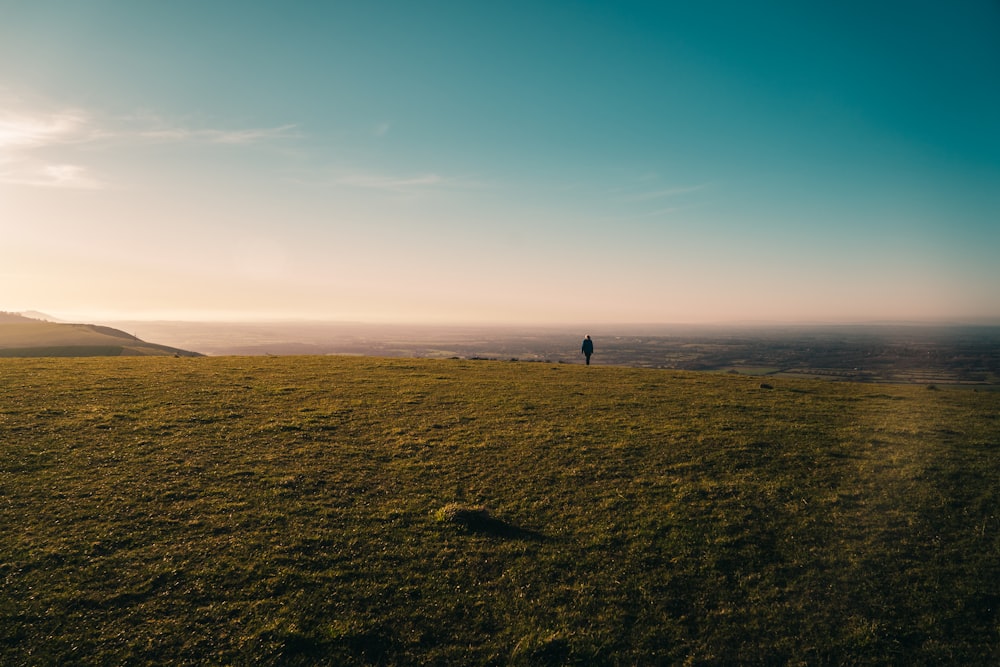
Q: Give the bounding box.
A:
[18,310,63,322]
[0,312,36,323]
[0,313,201,357]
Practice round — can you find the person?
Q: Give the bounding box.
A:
[581,334,594,365]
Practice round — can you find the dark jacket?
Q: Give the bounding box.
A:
[582,338,594,355]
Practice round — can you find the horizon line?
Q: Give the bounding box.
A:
[9,310,1000,329]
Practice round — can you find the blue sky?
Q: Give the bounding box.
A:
[2,1,998,324]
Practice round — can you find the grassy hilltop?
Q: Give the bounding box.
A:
[0,313,200,358]
[1,356,998,664]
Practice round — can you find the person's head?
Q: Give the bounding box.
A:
[585,335,591,340]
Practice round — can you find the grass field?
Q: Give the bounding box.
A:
[1,356,998,664]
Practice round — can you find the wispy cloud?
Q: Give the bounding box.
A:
[585,179,709,223]
[621,184,708,202]
[0,163,103,189]
[0,101,299,188]
[336,171,444,190]
[0,109,97,149]
[329,168,486,194]
[0,109,105,188]
[134,122,301,145]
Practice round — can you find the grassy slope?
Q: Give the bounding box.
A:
[1,356,997,665]
[0,322,197,357]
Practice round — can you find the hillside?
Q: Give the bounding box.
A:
[0,313,200,357]
[1,356,997,664]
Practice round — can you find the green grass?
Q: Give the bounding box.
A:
[1,356,998,665]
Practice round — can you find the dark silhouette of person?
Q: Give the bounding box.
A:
[581,335,594,365]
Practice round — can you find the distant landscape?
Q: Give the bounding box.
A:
[1,312,997,385]
[110,319,1000,386]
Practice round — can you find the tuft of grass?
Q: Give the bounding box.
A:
[435,502,491,525]
[1,355,998,665]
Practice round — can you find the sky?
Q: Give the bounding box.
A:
[2,1,998,325]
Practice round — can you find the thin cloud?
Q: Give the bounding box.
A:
[595,204,697,225]
[0,101,298,189]
[1,103,301,149]
[211,124,300,144]
[337,171,443,190]
[330,168,487,194]
[135,123,301,145]
[0,109,104,188]
[644,205,685,217]
[0,162,103,189]
[0,110,92,149]
[622,184,708,202]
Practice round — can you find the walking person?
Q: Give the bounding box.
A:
[581,335,594,365]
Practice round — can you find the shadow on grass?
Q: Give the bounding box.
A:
[256,627,392,666]
[438,505,548,541]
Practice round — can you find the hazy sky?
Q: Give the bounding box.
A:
[2,1,998,324]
